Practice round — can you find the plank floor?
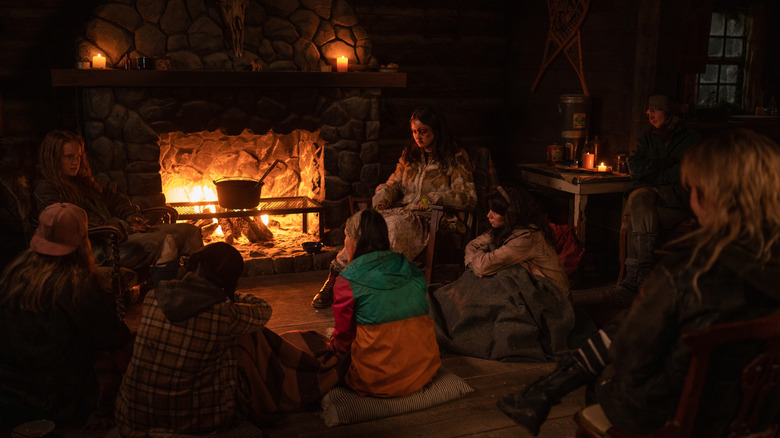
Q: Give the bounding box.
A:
[64,269,614,438]
[234,270,588,438]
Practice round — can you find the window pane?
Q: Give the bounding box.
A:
[720,85,737,104]
[726,14,745,36]
[708,37,724,57]
[710,12,725,36]
[724,38,743,57]
[720,64,739,83]
[699,85,718,107]
[700,64,719,83]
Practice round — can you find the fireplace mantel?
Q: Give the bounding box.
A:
[50,69,406,88]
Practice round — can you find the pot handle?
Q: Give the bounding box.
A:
[257,159,285,186]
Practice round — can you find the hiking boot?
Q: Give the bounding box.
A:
[311,266,339,309]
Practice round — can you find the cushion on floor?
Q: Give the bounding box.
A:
[320,367,474,427]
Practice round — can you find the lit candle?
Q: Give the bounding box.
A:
[597,162,607,172]
[336,56,348,72]
[582,153,595,169]
[92,54,106,69]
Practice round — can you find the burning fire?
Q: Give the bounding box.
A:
[158,129,324,244]
[167,183,269,239]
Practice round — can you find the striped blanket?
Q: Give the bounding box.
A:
[237,328,346,418]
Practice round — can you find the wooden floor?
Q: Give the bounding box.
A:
[233,270,589,438]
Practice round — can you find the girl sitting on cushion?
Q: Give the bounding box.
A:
[330,209,441,397]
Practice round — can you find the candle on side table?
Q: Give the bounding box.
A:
[597,162,607,172]
[92,54,106,69]
[582,153,595,169]
[336,56,348,72]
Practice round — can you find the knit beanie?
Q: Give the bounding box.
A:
[186,242,244,296]
[647,95,671,113]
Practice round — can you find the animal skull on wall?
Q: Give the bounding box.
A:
[219,0,249,58]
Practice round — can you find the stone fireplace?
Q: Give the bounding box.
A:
[59,0,406,272]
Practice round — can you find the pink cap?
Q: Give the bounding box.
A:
[30,203,88,256]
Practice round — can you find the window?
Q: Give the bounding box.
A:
[697,11,747,108]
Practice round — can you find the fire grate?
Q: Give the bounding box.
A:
[169,196,323,236]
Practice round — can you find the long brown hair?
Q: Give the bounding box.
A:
[679,129,780,295]
[0,240,96,311]
[38,130,101,204]
[402,106,460,168]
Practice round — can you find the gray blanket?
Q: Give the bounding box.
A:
[428,265,575,362]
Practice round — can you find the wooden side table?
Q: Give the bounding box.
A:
[518,164,634,245]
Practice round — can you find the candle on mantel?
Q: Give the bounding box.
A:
[336,56,348,72]
[597,162,607,172]
[92,54,106,69]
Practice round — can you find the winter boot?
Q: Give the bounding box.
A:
[497,354,592,436]
[311,266,339,309]
[633,232,657,286]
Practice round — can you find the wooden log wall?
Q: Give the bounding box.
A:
[351,0,515,180]
[3,0,780,184]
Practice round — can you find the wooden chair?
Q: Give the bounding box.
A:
[574,313,780,438]
[348,195,473,284]
[347,147,496,285]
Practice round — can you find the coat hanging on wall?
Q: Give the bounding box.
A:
[531,0,591,95]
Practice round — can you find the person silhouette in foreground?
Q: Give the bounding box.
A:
[498,128,780,436]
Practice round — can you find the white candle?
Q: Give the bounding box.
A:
[597,162,607,172]
[92,54,106,69]
[336,56,348,72]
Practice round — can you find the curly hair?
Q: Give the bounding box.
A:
[486,186,554,248]
[680,128,780,295]
[401,106,461,168]
[38,130,102,205]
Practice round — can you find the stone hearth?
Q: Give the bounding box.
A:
[72,0,397,254]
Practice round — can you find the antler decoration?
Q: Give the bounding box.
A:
[531,0,591,95]
[219,0,249,58]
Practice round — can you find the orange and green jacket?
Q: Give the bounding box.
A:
[330,250,441,397]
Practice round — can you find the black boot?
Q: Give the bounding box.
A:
[634,232,657,286]
[311,266,339,309]
[497,354,592,436]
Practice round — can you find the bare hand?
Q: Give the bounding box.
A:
[130,217,150,233]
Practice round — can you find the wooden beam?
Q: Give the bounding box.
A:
[50,70,407,88]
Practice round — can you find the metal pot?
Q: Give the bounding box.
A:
[213,177,263,209]
[212,159,285,210]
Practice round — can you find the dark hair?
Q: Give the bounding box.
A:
[487,187,554,247]
[352,209,391,260]
[402,106,459,167]
[185,242,244,299]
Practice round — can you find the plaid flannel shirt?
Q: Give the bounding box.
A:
[115,282,271,437]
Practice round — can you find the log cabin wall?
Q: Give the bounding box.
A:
[3,0,780,187]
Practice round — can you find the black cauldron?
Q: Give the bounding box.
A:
[213,159,285,210]
[213,177,263,209]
